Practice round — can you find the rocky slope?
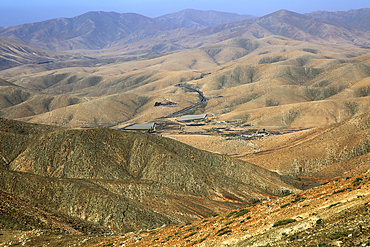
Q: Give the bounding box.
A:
[1,8,370,55]
[155,9,255,29]
[98,170,370,247]
[0,37,83,70]
[3,169,368,246]
[0,118,300,233]
[0,11,183,51]
[307,8,370,31]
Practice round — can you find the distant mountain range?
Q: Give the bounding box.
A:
[306,8,370,31]
[156,8,255,29]
[0,8,369,53]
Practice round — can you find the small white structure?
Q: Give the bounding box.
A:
[122,123,156,132]
[177,114,207,122]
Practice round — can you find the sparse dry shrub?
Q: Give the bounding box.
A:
[302,48,318,54]
[225,93,260,108]
[343,101,359,118]
[216,66,258,89]
[25,104,35,114]
[366,116,370,129]
[303,87,320,101]
[234,209,250,218]
[295,56,311,67]
[265,98,279,107]
[354,85,370,97]
[242,113,251,122]
[273,219,296,227]
[303,85,346,101]
[329,231,348,240]
[67,97,80,106]
[92,117,99,126]
[135,96,149,107]
[42,97,54,111]
[348,138,370,159]
[258,55,288,64]
[282,109,300,126]
[258,51,270,55]
[280,66,320,85]
[67,114,74,121]
[312,80,330,87]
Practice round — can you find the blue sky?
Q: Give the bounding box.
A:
[1,0,369,26]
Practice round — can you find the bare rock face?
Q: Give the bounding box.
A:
[0,118,299,232]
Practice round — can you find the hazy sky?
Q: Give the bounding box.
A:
[1,0,369,26]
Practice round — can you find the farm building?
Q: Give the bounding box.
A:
[121,123,156,132]
[177,114,207,122]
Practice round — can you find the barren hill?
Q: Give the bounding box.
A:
[0,11,183,51]
[1,36,370,129]
[307,8,370,31]
[187,9,370,48]
[0,37,83,70]
[155,9,255,29]
[1,8,370,57]
[0,118,300,233]
[94,170,370,247]
[1,7,370,247]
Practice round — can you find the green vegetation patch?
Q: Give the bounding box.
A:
[329,231,348,240]
[328,202,342,209]
[234,209,250,218]
[332,188,347,194]
[291,195,306,203]
[352,177,363,186]
[273,219,296,227]
[216,227,229,235]
[184,232,197,239]
[217,229,232,236]
[280,203,290,208]
[226,210,237,217]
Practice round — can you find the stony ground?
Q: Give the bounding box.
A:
[4,170,366,246]
[91,171,370,247]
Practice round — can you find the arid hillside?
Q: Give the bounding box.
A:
[1,36,370,129]
[307,8,370,31]
[1,7,370,247]
[0,8,369,57]
[0,37,83,70]
[240,113,370,181]
[95,170,370,247]
[0,118,300,233]
[2,168,369,246]
[155,9,255,29]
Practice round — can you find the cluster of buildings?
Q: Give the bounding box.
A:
[121,114,207,132]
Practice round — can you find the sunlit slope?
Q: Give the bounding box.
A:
[0,37,369,128]
[0,118,300,232]
[238,113,370,181]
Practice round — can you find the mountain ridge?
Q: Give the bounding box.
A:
[155,8,255,29]
[1,8,370,54]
